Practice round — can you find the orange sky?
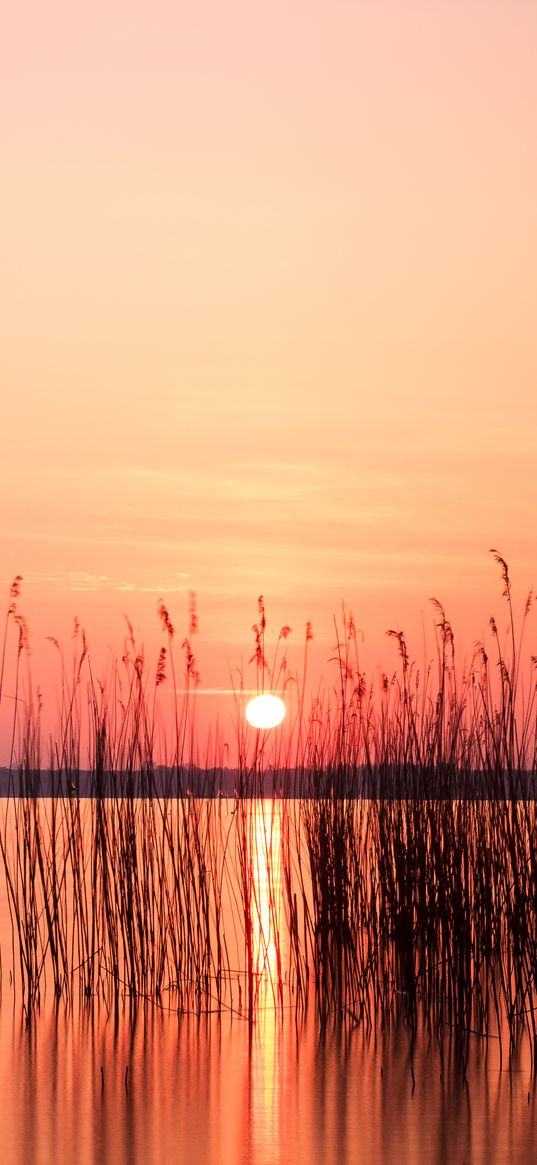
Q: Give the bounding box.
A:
[1,0,536,761]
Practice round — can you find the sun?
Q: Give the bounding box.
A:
[245,694,286,729]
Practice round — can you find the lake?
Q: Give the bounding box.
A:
[1,794,537,1163]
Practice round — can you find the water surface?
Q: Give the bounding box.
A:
[1,794,536,1163]
[1,1001,536,1165]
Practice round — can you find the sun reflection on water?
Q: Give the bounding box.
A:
[243,800,284,1163]
[250,799,283,989]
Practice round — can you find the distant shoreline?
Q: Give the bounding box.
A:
[2,765,536,800]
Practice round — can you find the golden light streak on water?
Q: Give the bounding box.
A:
[250,799,283,987]
[244,800,283,1164]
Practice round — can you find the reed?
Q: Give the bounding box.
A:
[0,557,536,1070]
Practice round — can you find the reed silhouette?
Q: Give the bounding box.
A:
[0,555,536,1074]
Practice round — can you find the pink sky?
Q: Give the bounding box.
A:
[1,0,536,761]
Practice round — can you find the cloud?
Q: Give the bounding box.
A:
[18,570,191,595]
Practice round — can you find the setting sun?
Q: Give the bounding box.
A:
[245,694,286,730]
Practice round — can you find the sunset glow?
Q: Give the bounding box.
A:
[1,5,537,1162]
[1,0,536,758]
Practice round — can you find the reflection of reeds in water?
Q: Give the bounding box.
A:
[0,557,537,1072]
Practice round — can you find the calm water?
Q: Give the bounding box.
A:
[1,796,537,1164]
[1,1003,536,1165]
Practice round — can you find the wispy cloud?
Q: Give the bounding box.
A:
[18,570,191,595]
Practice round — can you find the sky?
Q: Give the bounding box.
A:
[1,0,536,760]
